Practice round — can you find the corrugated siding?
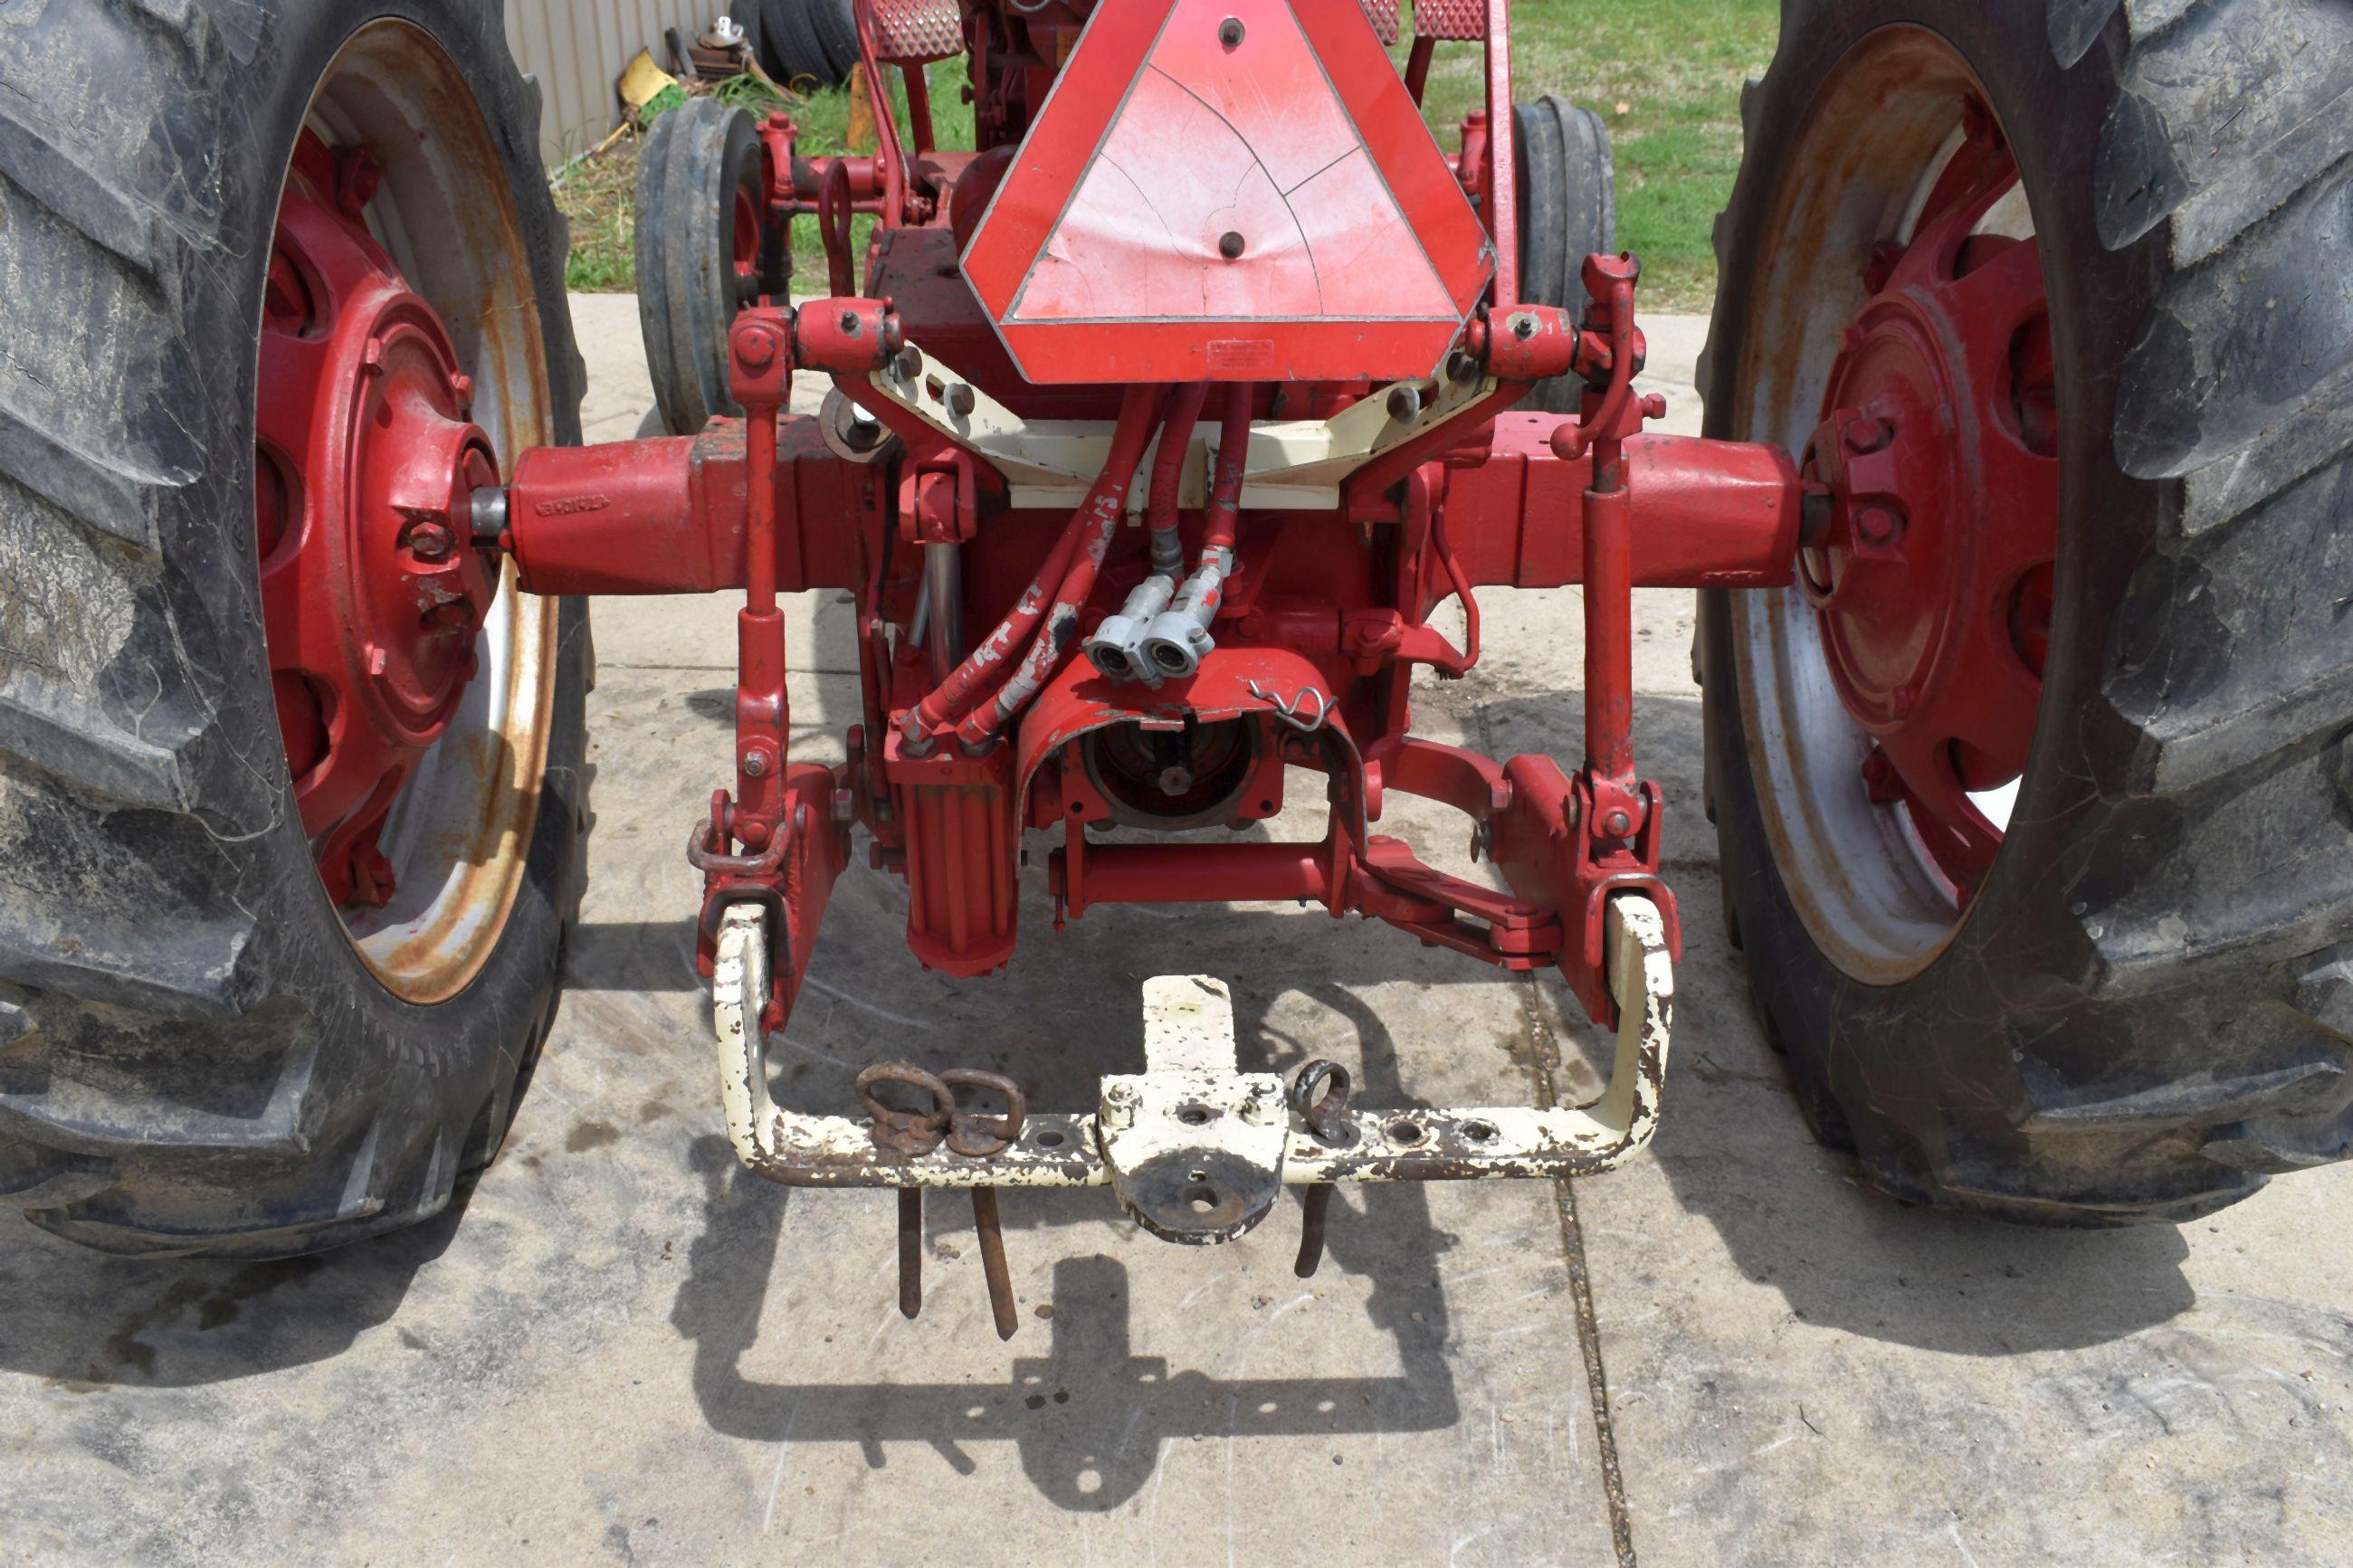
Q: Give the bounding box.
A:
[505,0,724,166]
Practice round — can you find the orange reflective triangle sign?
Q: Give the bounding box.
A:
[961,0,1493,384]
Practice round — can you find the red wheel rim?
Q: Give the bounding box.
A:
[258,129,502,908]
[1802,100,2057,901]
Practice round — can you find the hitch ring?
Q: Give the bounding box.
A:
[942,1068,1028,1157]
[1289,1059,1355,1144]
[855,1062,957,1155]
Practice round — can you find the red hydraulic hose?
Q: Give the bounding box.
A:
[899,385,1165,746]
[1132,384,1256,679]
[1148,383,1209,575]
[953,385,1167,748]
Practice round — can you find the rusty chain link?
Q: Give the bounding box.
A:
[856,1062,1028,1159]
[942,1069,1028,1157]
[855,1062,957,1155]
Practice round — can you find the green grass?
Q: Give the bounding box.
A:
[553,74,802,293]
[559,4,1778,311]
[775,71,975,299]
[1417,0,1780,309]
[554,139,638,291]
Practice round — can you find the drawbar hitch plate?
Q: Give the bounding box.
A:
[711,895,1672,1336]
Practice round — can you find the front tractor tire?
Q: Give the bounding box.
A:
[1700,0,2353,1221]
[1512,94,1616,414]
[0,3,589,1256]
[637,96,787,436]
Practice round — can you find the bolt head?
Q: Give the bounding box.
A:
[1218,230,1245,261]
[1604,808,1634,838]
[1218,15,1244,47]
[1855,505,1900,545]
[740,747,772,778]
[405,521,453,560]
[736,329,777,371]
[1842,413,1891,454]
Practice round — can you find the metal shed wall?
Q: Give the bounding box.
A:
[505,0,721,166]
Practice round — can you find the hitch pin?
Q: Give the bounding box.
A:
[897,1189,923,1319]
[1288,1060,1354,1278]
[970,1190,1018,1341]
[862,1063,1026,1340]
[943,1068,1028,1340]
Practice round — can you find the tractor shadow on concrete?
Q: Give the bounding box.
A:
[0,1197,468,1388]
[667,972,1467,1512]
[1469,686,2198,1355]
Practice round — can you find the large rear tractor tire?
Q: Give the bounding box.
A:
[1699,0,2353,1221]
[0,2,590,1255]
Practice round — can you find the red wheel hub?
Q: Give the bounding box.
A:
[1803,105,2057,898]
[257,132,501,908]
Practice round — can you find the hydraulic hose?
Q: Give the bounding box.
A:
[898,385,1164,748]
[942,385,1165,748]
[1201,384,1252,556]
[1087,382,1208,683]
[1140,385,1253,679]
[1147,383,1208,575]
[955,386,1165,747]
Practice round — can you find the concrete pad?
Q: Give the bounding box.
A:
[3,298,2346,1567]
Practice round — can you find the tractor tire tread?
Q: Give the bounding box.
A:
[759,0,851,90]
[1512,95,1615,415]
[636,98,763,434]
[809,0,865,83]
[1700,0,2353,1221]
[0,0,588,1255]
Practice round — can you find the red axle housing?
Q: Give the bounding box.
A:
[496,0,1811,1035]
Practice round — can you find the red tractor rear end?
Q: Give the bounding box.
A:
[1,0,2346,1324]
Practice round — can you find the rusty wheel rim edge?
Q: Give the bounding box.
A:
[1724,28,2060,985]
[257,22,559,1005]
